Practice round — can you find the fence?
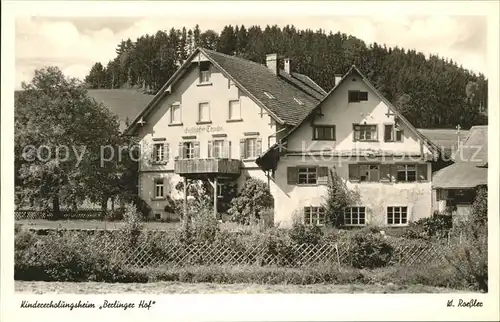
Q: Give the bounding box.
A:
[24,231,457,269]
[15,209,106,220]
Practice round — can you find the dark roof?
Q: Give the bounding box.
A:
[417,128,469,159]
[86,89,154,131]
[123,48,325,135]
[203,49,323,125]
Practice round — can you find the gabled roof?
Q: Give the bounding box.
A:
[456,125,488,165]
[432,125,488,189]
[257,65,448,167]
[123,47,325,135]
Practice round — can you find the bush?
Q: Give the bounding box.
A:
[227,177,274,225]
[288,223,323,245]
[119,203,144,248]
[347,231,394,269]
[405,212,452,240]
[446,187,488,292]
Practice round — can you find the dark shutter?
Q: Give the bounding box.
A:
[353,125,360,141]
[256,138,262,156]
[380,164,391,182]
[239,139,246,159]
[165,143,169,160]
[348,164,360,182]
[317,167,329,185]
[178,142,183,159]
[194,141,200,158]
[332,125,336,141]
[384,124,394,142]
[287,167,297,185]
[418,164,428,181]
[207,140,213,158]
[227,140,232,158]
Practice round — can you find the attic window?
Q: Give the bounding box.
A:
[294,98,304,105]
[264,91,275,99]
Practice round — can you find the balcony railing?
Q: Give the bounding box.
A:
[174,158,241,176]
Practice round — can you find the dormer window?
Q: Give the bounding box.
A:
[199,62,211,84]
[264,91,275,99]
[294,97,304,105]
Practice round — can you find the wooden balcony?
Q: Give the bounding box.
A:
[174,158,241,176]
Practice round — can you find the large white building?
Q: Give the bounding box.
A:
[124,47,326,221]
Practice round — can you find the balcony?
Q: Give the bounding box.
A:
[174,158,241,176]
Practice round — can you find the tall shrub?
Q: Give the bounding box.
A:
[322,169,359,227]
[446,186,488,292]
[227,177,274,225]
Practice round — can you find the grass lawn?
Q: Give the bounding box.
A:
[15,281,466,294]
[16,219,181,231]
[16,219,250,232]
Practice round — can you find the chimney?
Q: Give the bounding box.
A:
[266,53,278,75]
[284,58,291,74]
[334,74,342,86]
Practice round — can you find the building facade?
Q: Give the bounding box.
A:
[258,66,446,228]
[124,48,325,220]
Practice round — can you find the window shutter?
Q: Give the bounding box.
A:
[164,143,169,161]
[332,125,336,141]
[227,140,232,158]
[418,164,428,181]
[287,167,297,185]
[178,142,183,159]
[239,139,246,159]
[384,125,393,142]
[207,140,213,158]
[151,145,156,162]
[380,164,391,182]
[348,164,360,182]
[396,129,404,142]
[256,138,262,156]
[194,141,200,158]
[317,167,328,185]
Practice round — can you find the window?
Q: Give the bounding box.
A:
[155,213,161,220]
[216,182,225,198]
[343,207,366,226]
[358,164,380,182]
[198,102,210,122]
[313,125,336,141]
[396,164,416,182]
[298,167,317,185]
[199,63,211,83]
[154,179,164,198]
[240,137,261,159]
[384,124,403,142]
[212,139,225,158]
[181,141,199,159]
[153,143,165,162]
[304,206,326,226]
[348,90,368,103]
[353,124,377,141]
[264,91,275,99]
[170,103,181,124]
[228,100,241,120]
[387,206,408,225]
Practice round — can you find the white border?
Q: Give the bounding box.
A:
[2,1,499,321]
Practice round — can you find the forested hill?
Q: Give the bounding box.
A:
[84,24,488,129]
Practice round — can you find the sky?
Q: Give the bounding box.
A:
[15,14,488,89]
